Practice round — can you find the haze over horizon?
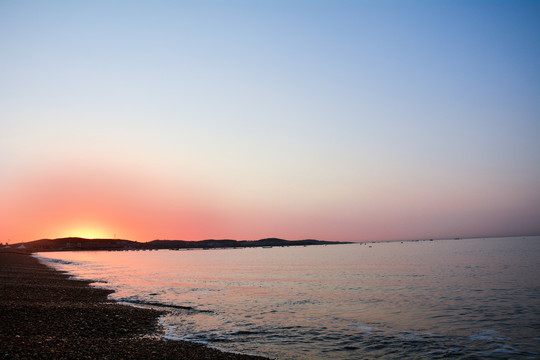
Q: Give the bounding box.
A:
[2,1,539,244]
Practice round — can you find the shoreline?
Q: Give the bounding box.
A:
[0,252,267,359]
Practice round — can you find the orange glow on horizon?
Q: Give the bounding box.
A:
[0,164,228,243]
[59,223,116,239]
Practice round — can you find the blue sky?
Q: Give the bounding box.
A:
[1,1,539,242]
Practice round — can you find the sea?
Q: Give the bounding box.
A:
[36,236,540,360]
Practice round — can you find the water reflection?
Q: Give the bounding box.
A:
[38,237,540,359]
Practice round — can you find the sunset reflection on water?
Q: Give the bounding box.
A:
[38,237,540,360]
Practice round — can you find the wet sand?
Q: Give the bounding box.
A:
[0,252,267,359]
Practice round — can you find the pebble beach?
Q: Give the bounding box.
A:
[0,252,267,359]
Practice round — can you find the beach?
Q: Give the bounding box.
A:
[0,252,266,359]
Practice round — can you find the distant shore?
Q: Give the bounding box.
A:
[0,252,267,359]
[2,237,350,253]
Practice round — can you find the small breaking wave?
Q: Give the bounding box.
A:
[34,255,80,266]
[118,298,213,313]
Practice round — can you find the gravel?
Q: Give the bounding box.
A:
[0,252,268,359]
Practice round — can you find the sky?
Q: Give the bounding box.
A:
[1,0,539,243]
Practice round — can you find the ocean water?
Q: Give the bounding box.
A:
[37,236,540,359]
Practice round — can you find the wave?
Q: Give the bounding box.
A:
[118,298,212,313]
[34,255,81,266]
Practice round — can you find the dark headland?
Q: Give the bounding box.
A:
[0,252,267,359]
[8,237,350,252]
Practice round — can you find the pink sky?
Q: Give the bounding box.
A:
[1,1,539,243]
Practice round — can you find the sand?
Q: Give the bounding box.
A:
[0,252,268,359]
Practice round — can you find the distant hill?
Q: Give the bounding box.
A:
[16,237,140,252]
[6,237,350,252]
[143,238,346,249]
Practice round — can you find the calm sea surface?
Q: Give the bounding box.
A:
[37,236,540,359]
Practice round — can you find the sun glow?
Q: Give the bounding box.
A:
[62,223,115,239]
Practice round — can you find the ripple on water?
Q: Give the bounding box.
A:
[36,237,540,360]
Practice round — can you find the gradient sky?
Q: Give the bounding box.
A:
[1,0,539,243]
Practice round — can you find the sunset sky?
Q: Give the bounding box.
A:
[1,1,539,243]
